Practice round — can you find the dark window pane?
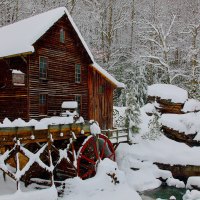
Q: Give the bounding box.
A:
[75,64,81,83]
[39,57,47,79]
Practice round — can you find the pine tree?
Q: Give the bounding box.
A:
[142,111,162,140]
[125,86,141,134]
[187,79,200,100]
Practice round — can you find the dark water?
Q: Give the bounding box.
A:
[142,186,186,200]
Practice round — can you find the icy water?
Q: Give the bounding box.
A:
[141,186,186,200]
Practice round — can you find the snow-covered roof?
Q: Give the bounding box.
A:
[91,62,125,88]
[182,99,200,113]
[148,84,188,103]
[0,7,123,88]
[0,7,94,61]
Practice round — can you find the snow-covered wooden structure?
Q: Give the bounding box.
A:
[0,7,124,129]
[148,84,188,114]
[0,117,119,190]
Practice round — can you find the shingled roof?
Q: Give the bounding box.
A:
[0,7,124,88]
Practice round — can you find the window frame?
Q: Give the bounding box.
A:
[75,64,81,83]
[60,28,65,43]
[39,56,48,79]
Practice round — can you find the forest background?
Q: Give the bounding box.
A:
[1,0,200,107]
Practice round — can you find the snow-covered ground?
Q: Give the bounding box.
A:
[2,84,200,200]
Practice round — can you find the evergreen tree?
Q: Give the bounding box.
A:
[142,111,162,140]
[187,79,200,101]
[125,86,141,134]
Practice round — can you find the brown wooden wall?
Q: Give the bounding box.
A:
[88,66,114,129]
[0,57,28,121]
[28,15,91,120]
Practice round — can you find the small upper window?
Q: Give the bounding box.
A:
[60,28,65,43]
[75,64,81,83]
[39,57,48,79]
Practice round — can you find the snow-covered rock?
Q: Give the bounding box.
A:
[183,190,200,200]
[182,99,200,113]
[186,176,200,189]
[166,177,185,188]
[160,112,200,135]
[148,84,188,103]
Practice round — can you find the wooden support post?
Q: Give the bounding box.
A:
[16,140,20,191]
[48,134,54,186]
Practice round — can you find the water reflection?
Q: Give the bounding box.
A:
[141,186,186,200]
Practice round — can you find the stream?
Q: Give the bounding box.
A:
[141,186,186,200]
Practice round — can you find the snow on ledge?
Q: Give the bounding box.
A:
[12,69,24,74]
[160,112,200,135]
[182,99,200,113]
[148,84,188,103]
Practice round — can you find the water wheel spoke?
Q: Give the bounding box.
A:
[80,163,94,170]
[80,155,96,165]
[108,152,115,159]
[100,140,107,159]
[77,134,115,179]
[91,138,99,159]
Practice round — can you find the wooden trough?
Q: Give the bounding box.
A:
[0,121,129,190]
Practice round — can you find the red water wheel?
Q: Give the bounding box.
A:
[77,134,115,179]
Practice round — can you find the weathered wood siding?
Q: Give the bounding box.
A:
[28,15,91,119]
[88,66,114,129]
[0,57,28,121]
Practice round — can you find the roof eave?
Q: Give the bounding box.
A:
[0,51,33,60]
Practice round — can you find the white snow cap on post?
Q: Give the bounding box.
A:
[89,120,101,135]
[148,84,188,103]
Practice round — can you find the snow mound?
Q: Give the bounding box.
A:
[186,177,200,189]
[166,177,185,188]
[0,185,57,200]
[142,103,156,114]
[0,116,76,130]
[183,190,200,200]
[182,99,200,113]
[148,84,188,103]
[160,112,200,135]
[62,158,141,200]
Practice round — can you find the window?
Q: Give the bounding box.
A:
[75,64,81,83]
[60,28,65,43]
[39,94,48,115]
[75,95,82,114]
[39,57,48,79]
[99,85,105,94]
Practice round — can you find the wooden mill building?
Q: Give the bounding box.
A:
[0,7,124,129]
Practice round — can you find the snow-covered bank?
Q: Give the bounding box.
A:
[0,159,142,200]
[60,159,141,200]
[0,185,57,200]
